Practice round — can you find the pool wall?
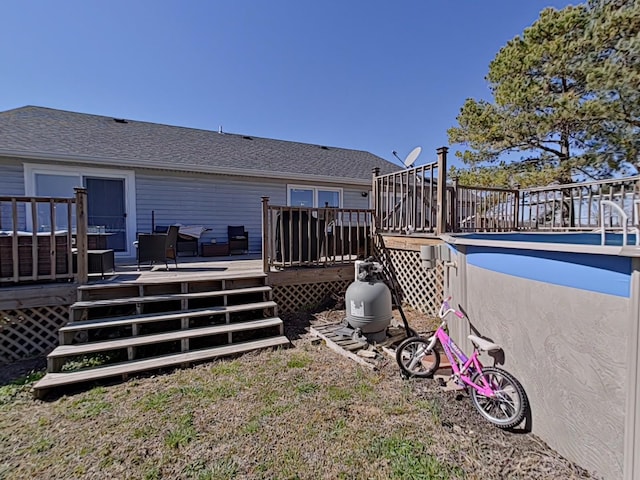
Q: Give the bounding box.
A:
[441,234,640,480]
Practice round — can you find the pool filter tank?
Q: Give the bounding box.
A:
[339,258,393,343]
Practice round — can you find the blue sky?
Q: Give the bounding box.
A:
[1,0,575,169]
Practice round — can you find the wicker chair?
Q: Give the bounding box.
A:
[136,225,179,270]
[154,224,199,256]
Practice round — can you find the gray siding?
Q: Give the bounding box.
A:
[0,157,25,196]
[135,169,371,253]
[343,188,371,210]
[135,170,284,252]
[0,157,27,230]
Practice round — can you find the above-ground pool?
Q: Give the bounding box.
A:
[440,231,640,480]
[455,231,638,247]
[444,232,638,298]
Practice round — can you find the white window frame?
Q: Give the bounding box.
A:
[24,163,137,257]
[287,185,343,208]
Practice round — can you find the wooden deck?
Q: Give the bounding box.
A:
[1,253,357,367]
[0,255,266,313]
[108,254,265,284]
[94,253,355,286]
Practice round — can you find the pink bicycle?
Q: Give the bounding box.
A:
[395,297,529,429]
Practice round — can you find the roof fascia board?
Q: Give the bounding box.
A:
[0,149,372,187]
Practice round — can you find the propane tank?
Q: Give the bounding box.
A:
[344,258,393,343]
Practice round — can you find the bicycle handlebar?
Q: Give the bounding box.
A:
[439,296,465,320]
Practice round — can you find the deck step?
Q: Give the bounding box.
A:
[71,285,272,309]
[52,318,283,360]
[75,272,267,291]
[34,336,291,395]
[62,301,278,333]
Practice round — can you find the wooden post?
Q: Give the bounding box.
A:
[75,187,88,285]
[261,196,270,274]
[514,184,521,231]
[65,198,74,279]
[436,147,448,235]
[30,200,38,280]
[11,199,19,282]
[452,175,459,233]
[49,199,57,280]
[372,167,380,234]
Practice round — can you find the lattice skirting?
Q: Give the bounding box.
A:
[273,280,351,314]
[386,249,444,317]
[271,253,443,316]
[0,306,69,364]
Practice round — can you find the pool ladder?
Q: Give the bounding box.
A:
[599,200,640,246]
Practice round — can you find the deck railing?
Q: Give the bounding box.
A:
[516,176,640,232]
[371,147,640,236]
[449,177,640,233]
[451,177,640,234]
[373,147,448,235]
[451,183,520,232]
[261,197,374,271]
[0,188,88,285]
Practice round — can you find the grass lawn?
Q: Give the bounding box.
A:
[0,315,595,480]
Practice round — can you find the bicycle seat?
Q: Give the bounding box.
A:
[468,335,501,352]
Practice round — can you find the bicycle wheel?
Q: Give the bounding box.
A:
[395,337,440,378]
[470,367,528,429]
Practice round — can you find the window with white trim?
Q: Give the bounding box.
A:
[24,163,137,256]
[287,185,342,207]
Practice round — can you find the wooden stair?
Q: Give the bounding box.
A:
[33,273,289,397]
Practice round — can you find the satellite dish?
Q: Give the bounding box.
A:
[404,146,422,168]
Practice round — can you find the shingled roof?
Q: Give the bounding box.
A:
[0,106,399,183]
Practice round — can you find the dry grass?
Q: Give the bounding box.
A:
[0,307,597,480]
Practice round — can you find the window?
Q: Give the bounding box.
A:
[288,185,342,207]
[318,190,340,208]
[289,188,314,207]
[34,173,80,231]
